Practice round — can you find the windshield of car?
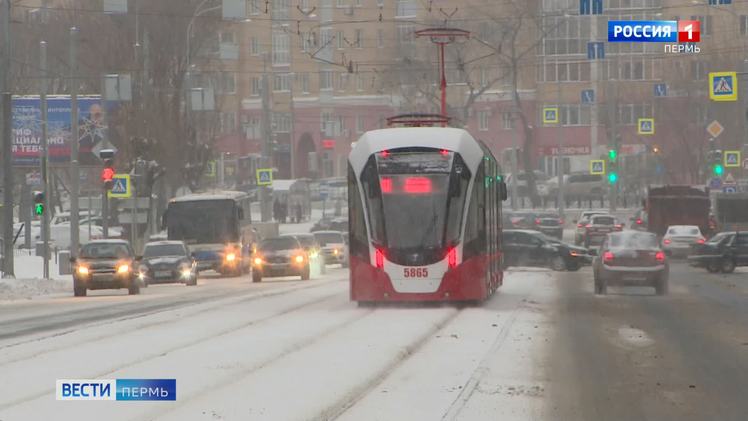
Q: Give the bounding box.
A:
[292,236,317,249]
[314,232,344,246]
[143,244,186,258]
[259,238,300,251]
[608,233,659,249]
[707,232,733,244]
[79,243,131,259]
[667,226,700,236]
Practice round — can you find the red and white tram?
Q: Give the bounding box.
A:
[347,127,508,303]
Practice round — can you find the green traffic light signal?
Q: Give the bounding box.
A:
[607,172,618,184]
[34,203,44,216]
[608,149,618,161]
[714,164,724,176]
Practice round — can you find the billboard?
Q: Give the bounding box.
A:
[12,95,113,167]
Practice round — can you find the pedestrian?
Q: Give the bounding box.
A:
[280,202,287,224]
[296,203,303,223]
[273,199,280,222]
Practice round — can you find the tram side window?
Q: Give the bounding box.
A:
[463,165,486,259]
[360,157,386,245]
[348,165,369,260]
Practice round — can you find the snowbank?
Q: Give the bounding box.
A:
[0,254,71,301]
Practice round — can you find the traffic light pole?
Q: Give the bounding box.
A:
[1,0,14,278]
[69,27,80,256]
[102,188,109,239]
[40,41,50,279]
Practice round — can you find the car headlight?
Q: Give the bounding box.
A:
[77,266,90,275]
[253,257,263,266]
[333,249,339,256]
[180,269,192,279]
[225,253,236,262]
[295,255,304,264]
[117,264,130,274]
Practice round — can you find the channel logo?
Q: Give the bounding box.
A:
[608,20,700,43]
[56,379,176,401]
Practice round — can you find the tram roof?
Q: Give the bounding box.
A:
[348,127,486,175]
[169,190,249,203]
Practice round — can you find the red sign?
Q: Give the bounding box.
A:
[678,20,700,43]
[322,139,336,149]
[537,145,591,156]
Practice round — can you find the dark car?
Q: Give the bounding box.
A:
[688,231,747,273]
[582,214,622,248]
[503,211,535,230]
[138,241,197,286]
[282,233,326,274]
[310,217,348,233]
[71,240,139,297]
[592,231,669,295]
[502,230,592,271]
[531,212,564,239]
[629,209,648,231]
[252,236,311,282]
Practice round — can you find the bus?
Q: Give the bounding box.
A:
[164,191,253,276]
[347,127,508,303]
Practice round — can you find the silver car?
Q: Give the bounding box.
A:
[593,231,669,295]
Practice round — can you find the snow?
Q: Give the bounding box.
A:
[0,253,71,302]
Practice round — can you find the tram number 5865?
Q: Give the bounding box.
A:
[404,267,428,278]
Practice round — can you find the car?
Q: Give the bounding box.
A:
[531,212,564,239]
[313,230,349,267]
[661,225,705,258]
[503,211,535,230]
[573,210,608,245]
[581,214,622,248]
[593,231,669,295]
[547,173,607,199]
[688,231,748,273]
[629,209,648,231]
[282,233,326,274]
[251,236,312,282]
[70,239,140,297]
[502,229,592,271]
[506,171,550,197]
[137,241,197,286]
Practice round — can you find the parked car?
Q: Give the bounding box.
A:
[70,239,140,297]
[312,231,349,267]
[581,214,622,248]
[574,210,610,245]
[593,231,669,295]
[547,173,607,199]
[310,217,348,233]
[252,236,312,282]
[688,231,747,273]
[506,171,550,197]
[661,225,705,258]
[137,240,197,286]
[502,230,592,271]
[282,233,326,275]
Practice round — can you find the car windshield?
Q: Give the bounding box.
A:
[667,226,700,236]
[292,236,317,249]
[79,243,131,259]
[143,244,186,258]
[608,233,659,249]
[314,232,344,246]
[260,238,299,251]
[707,232,733,244]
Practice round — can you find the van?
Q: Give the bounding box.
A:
[547,173,607,199]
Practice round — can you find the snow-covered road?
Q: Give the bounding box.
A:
[0,268,557,421]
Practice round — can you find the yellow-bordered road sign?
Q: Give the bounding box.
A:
[590,160,605,175]
[709,72,738,102]
[542,107,559,124]
[256,168,273,186]
[108,174,131,198]
[724,150,741,168]
[637,118,654,135]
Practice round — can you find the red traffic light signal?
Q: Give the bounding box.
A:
[101,167,115,189]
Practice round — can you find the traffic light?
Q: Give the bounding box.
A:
[710,149,724,177]
[32,191,44,216]
[607,148,618,184]
[99,149,116,190]
[713,162,725,176]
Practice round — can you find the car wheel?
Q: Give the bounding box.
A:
[550,256,566,271]
[566,262,581,272]
[252,270,262,283]
[128,284,140,295]
[73,286,87,297]
[301,265,311,280]
[186,276,197,286]
[706,260,721,273]
[721,258,736,274]
[655,274,669,296]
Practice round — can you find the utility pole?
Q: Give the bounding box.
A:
[260,53,272,222]
[1,0,14,277]
[556,78,565,217]
[40,41,50,279]
[70,27,80,256]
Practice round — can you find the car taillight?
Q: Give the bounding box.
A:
[663,239,671,245]
[447,247,457,269]
[697,238,705,244]
[655,251,665,262]
[615,224,623,231]
[603,251,614,263]
[559,218,564,225]
[375,248,384,269]
[577,223,585,228]
[636,219,642,225]
[535,218,541,225]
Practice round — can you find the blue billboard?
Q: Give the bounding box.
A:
[12,95,113,166]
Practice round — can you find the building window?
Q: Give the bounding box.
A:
[558,105,591,126]
[356,74,365,91]
[337,0,346,6]
[541,15,589,56]
[272,113,292,133]
[243,116,261,139]
[249,0,261,15]
[741,15,748,35]
[377,29,384,48]
[691,61,707,81]
[502,112,514,130]
[616,103,652,126]
[354,29,363,48]
[273,73,292,92]
[538,60,591,82]
[396,0,417,17]
[272,0,290,20]
[398,24,415,45]
[356,115,365,133]
[690,15,712,35]
[337,73,348,91]
[217,73,236,94]
[220,112,236,133]
[477,110,489,131]
[320,70,334,90]
[249,37,260,55]
[299,73,310,93]
[272,31,290,65]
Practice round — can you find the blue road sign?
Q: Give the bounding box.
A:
[709,177,723,189]
[108,174,131,198]
[581,89,595,104]
[654,83,667,97]
[256,168,273,186]
[723,185,737,193]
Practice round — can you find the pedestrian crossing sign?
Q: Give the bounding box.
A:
[709,72,738,102]
[724,150,741,168]
[256,168,273,186]
[542,107,559,124]
[637,118,655,135]
[590,160,605,175]
[108,174,131,198]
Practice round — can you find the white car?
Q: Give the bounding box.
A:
[662,225,705,258]
[312,231,349,267]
